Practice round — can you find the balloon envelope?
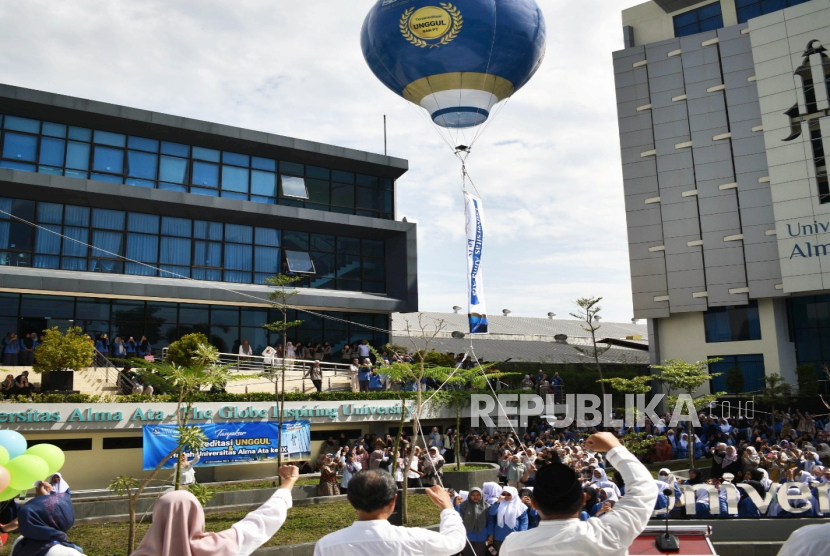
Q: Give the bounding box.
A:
[0,465,9,494]
[6,455,49,492]
[25,444,65,476]
[0,445,9,467]
[361,0,546,128]
[0,430,27,459]
[0,485,19,502]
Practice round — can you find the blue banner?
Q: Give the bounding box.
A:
[142,420,311,470]
[465,191,488,334]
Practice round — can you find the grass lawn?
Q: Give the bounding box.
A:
[2,495,440,556]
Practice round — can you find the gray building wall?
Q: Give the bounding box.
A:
[614,23,784,319]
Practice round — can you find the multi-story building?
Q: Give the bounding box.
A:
[614,0,830,393]
[0,83,417,357]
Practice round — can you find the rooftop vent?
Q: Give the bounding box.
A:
[554,334,568,344]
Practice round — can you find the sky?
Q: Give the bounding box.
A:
[0,0,646,323]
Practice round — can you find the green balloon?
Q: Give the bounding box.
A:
[0,445,8,467]
[6,455,49,491]
[24,444,65,476]
[0,485,19,502]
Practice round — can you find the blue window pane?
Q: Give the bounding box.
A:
[4,116,39,134]
[61,257,87,271]
[285,250,315,274]
[127,150,158,179]
[191,187,219,197]
[66,142,91,170]
[160,265,190,279]
[192,147,220,162]
[159,156,188,183]
[126,262,157,276]
[36,203,62,224]
[125,178,154,187]
[33,255,59,269]
[225,243,252,270]
[225,224,253,243]
[251,170,276,196]
[42,122,67,138]
[357,174,379,187]
[3,132,38,161]
[307,166,330,180]
[126,233,159,262]
[254,246,280,273]
[161,141,189,157]
[224,271,251,283]
[281,175,308,198]
[223,152,249,167]
[194,241,222,266]
[699,3,722,17]
[192,268,221,281]
[357,187,378,210]
[762,0,786,10]
[250,195,275,204]
[194,221,222,240]
[222,165,249,192]
[379,190,393,213]
[128,213,159,233]
[64,206,89,227]
[161,237,191,264]
[162,216,191,237]
[331,170,354,184]
[674,10,697,26]
[700,17,723,31]
[128,136,159,152]
[93,208,125,230]
[252,157,276,171]
[91,231,123,257]
[62,227,88,257]
[192,162,219,187]
[220,191,248,200]
[68,127,92,142]
[38,166,63,175]
[93,146,124,173]
[91,173,123,184]
[39,137,65,167]
[0,160,36,171]
[159,182,187,192]
[35,224,61,254]
[90,259,123,273]
[255,227,279,246]
[93,130,126,147]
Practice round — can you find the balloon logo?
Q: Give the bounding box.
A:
[6,455,49,491]
[25,444,65,476]
[362,0,546,129]
[0,430,28,460]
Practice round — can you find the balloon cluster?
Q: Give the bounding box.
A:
[0,431,65,501]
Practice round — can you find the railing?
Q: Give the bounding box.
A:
[216,352,354,393]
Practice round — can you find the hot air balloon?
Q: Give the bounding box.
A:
[361,0,546,130]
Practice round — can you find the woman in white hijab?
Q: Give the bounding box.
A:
[590,467,621,499]
[487,486,527,552]
[481,482,503,505]
[48,473,70,494]
[758,468,773,492]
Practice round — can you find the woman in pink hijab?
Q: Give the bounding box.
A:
[131,465,299,556]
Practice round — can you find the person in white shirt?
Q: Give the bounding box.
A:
[180,454,201,486]
[349,358,360,392]
[132,465,300,556]
[313,469,466,556]
[777,522,830,556]
[498,432,656,556]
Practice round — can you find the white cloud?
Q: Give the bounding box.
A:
[0,0,645,322]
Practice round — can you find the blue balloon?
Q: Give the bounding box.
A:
[362,0,546,129]
[0,430,27,459]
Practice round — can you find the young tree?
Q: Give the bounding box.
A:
[725,366,745,397]
[570,297,611,397]
[597,375,655,457]
[32,326,94,373]
[165,332,211,367]
[651,358,723,469]
[263,274,303,479]
[758,373,793,415]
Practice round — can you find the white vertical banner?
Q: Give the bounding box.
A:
[464,191,489,334]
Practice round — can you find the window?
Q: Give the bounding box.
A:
[28,438,92,451]
[103,436,143,450]
[736,0,811,23]
[709,354,765,393]
[281,175,309,199]
[673,2,723,37]
[284,250,316,274]
[703,300,761,342]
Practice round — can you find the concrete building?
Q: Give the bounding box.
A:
[0,83,418,358]
[614,0,830,393]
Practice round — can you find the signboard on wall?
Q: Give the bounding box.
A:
[142,420,311,470]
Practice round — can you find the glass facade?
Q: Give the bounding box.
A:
[673,3,723,37]
[788,295,830,379]
[0,292,389,353]
[709,354,766,393]
[0,114,394,219]
[0,197,386,293]
[736,0,811,23]
[703,300,761,342]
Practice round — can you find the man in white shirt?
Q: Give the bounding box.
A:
[314,469,466,556]
[499,432,656,556]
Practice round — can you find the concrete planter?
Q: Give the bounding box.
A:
[439,463,499,491]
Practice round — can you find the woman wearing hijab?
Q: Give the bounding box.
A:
[721,445,742,477]
[737,480,764,517]
[131,465,299,556]
[486,486,527,552]
[421,447,445,487]
[742,446,761,473]
[481,482,502,505]
[589,468,622,499]
[677,433,690,460]
[47,474,70,495]
[455,487,490,556]
[10,481,82,556]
